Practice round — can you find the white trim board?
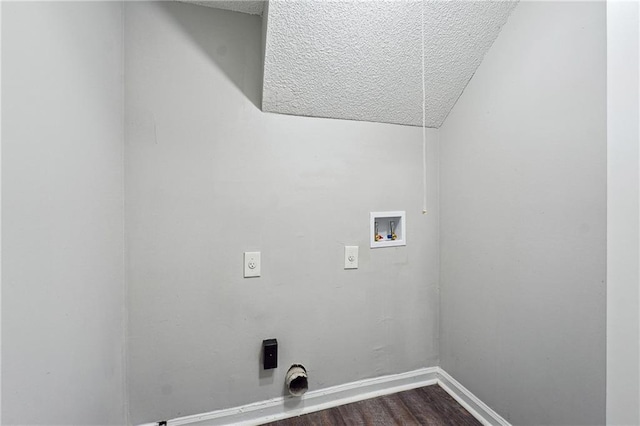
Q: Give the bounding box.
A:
[437,369,510,426]
[139,368,510,426]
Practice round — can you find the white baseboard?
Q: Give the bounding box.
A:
[140,367,509,426]
[437,369,510,426]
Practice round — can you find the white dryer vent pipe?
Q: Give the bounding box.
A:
[285,364,308,397]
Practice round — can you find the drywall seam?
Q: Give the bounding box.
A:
[434,129,441,367]
[421,0,427,211]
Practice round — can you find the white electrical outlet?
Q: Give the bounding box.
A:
[344,246,359,269]
[244,252,261,278]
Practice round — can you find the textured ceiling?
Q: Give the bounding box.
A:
[262,0,518,127]
[178,0,264,16]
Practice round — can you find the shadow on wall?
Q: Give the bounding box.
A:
[157,1,263,110]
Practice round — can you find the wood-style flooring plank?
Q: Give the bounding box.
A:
[268,408,345,426]
[377,393,420,425]
[416,386,479,425]
[395,386,448,425]
[261,384,483,426]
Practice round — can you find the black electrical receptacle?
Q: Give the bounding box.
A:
[262,339,278,370]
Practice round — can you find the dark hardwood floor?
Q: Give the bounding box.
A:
[262,384,482,426]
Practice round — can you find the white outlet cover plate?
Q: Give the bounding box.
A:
[244,251,261,278]
[344,246,359,269]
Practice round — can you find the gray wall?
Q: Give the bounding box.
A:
[125,2,439,424]
[607,1,640,424]
[439,2,606,425]
[1,2,126,425]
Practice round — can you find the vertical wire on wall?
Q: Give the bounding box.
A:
[121,5,131,424]
[422,0,428,214]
